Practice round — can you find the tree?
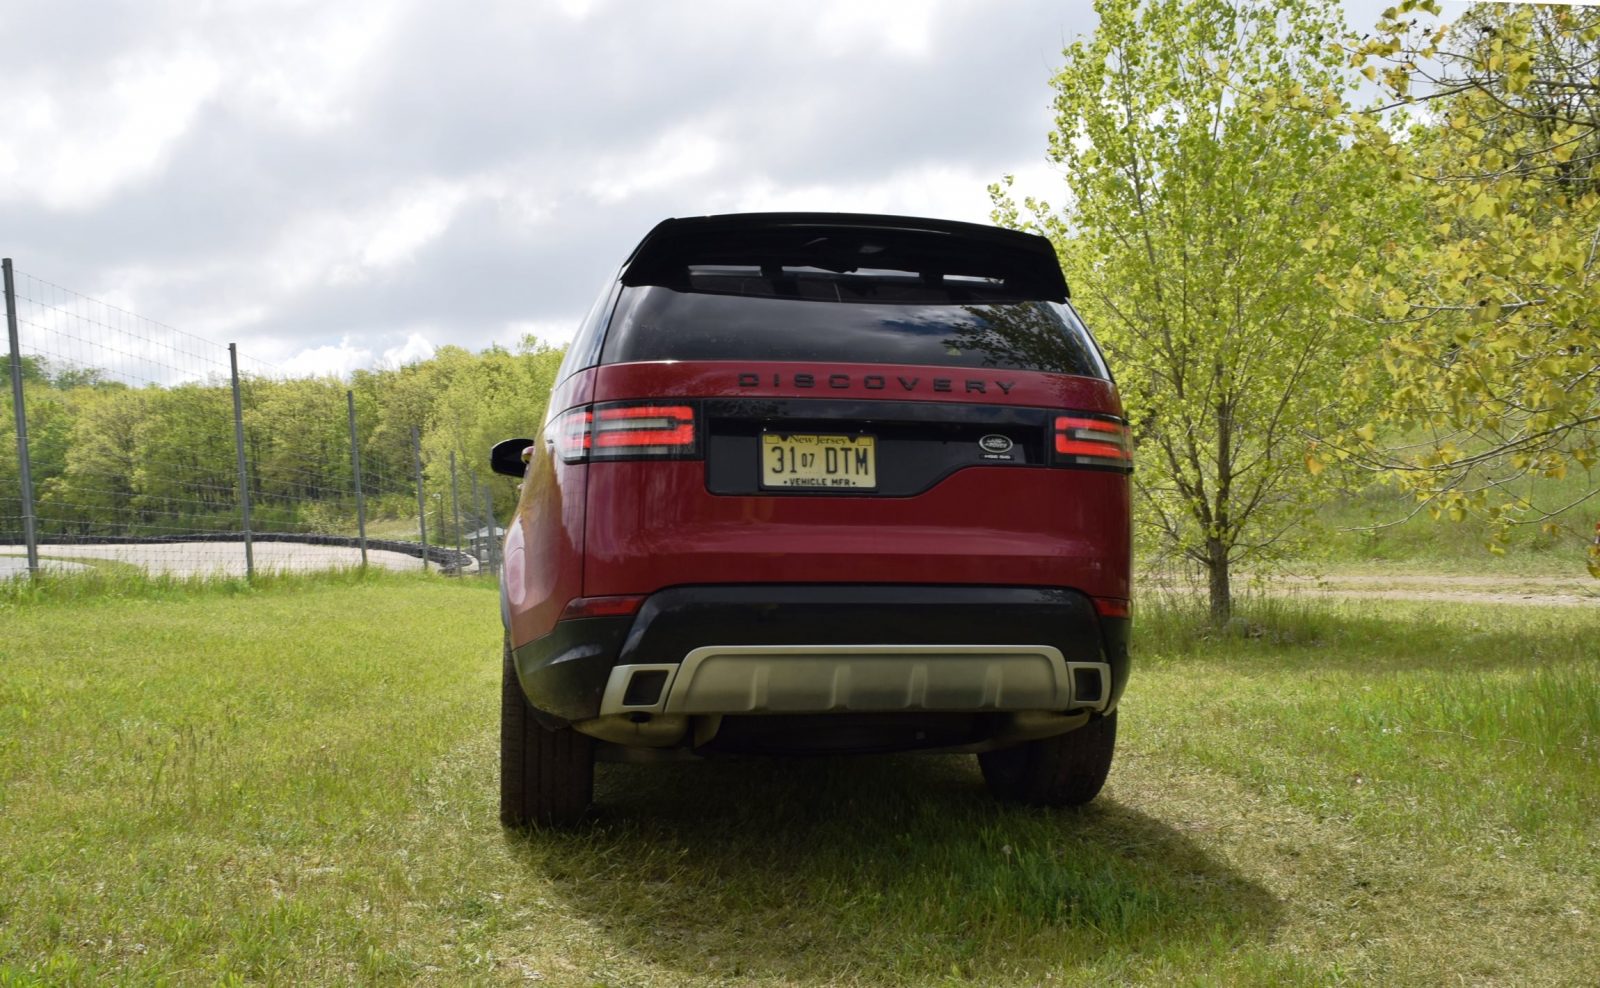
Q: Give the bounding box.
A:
[994,0,1402,620]
[420,337,564,523]
[133,382,238,532]
[45,385,145,535]
[1329,1,1600,575]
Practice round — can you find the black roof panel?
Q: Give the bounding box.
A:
[619,212,1069,301]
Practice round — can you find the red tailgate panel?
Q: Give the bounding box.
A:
[582,462,1130,599]
[581,360,1131,602]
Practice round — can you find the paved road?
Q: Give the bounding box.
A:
[0,556,89,577]
[1,543,470,578]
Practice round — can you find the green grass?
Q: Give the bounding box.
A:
[1306,468,1600,577]
[1,581,1596,985]
[0,561,455,606]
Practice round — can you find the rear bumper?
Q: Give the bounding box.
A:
[604,644,1112,715]
[510,584,1130,731]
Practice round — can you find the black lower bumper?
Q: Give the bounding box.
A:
[511,585,1131,728]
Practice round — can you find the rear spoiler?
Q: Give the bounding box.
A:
[619,212,1069,301]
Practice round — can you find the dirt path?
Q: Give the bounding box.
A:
[1142,571,1599,607]
[1272,572,1597,607]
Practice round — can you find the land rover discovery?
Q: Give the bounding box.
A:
[491,212,1131,825]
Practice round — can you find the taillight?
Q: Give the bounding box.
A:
[1052,415,1132,471]
[548,408,592,462]
[546,402,699,463]
[592,403,696,458]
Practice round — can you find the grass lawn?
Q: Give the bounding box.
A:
[1302,467,1600,579]
[1,575,1596,986]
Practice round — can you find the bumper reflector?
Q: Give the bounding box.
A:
[560,595,646,620]
[1092,596,1131,619]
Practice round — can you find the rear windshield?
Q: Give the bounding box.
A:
[600,283,1107,378]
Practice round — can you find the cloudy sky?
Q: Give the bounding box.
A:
[4,0,1400,378]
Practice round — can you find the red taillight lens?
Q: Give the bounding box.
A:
[591,403,697,458]
[1053,415,1132,471]
[545,402,699,463]
[548,408,593,463]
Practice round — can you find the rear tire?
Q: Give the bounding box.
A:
[500,636,594,828]
[979,711,1117,807]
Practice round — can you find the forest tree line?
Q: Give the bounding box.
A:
[1,339,563,542]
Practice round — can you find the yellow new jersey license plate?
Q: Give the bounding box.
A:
[761,433,877,490]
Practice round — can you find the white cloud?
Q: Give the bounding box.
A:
[0,48,222,210]
[382,332,436,367]
[720,162,1019,226]
[280,338,375,378]
[356,183,472,271]
[809,0,941,58]
[224,0,400,130]
[993,160,1072,216]
[264,179,474,292]
[503,318,582,349]
[587,125,725,205]
[553,0,607,20]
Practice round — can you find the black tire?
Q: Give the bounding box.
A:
[978,711,1117,807]
[500,637,594,828]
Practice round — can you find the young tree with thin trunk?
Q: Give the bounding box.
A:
[994,0,1405,621]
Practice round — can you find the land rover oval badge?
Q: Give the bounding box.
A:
[979,434,1013,454]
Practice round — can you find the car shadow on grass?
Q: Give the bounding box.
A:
[505,753,1281,983]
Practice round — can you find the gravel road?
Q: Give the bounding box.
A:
[0,556,89,577]
[1,542,469,578]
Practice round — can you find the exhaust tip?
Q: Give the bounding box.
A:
[1071,665,1104,705]
[622,668,669,707]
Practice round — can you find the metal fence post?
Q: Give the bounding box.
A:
[412,426,429,573]
[227,343,254,579]
[3,259,39,578]
[469,472,483,572]
[482,484,498,578]
[347,390,368,568]
[449,450,462,574]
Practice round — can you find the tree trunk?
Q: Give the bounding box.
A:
[1206,536,1231,624]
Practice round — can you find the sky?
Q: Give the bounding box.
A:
[3,0,1403,379]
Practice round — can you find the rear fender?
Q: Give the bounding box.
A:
[505,367,597,649]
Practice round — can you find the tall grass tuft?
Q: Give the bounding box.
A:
[0,563,491,608]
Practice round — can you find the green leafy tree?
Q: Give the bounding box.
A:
[133,382,238,532]
[1330,1,1600,575]
[2,378,73,537]
[248,376,351,506]
[995,0,1402,620]
[421,337,564,523]
[45,385,146,535]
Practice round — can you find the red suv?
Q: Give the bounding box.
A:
[491,213,1131,826]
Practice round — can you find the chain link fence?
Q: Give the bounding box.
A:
[2,258,500,581]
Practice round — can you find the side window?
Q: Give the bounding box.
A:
[555,274,622,385]
[1053,301,1112,381]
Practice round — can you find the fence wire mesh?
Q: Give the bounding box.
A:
[2,262,496,580]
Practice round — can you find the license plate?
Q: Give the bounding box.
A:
[761,433,877,490]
